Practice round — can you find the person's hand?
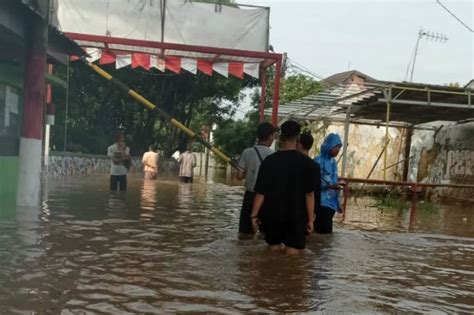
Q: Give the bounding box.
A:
[329,184,342,190]
[306,221,314,234]
[251,216,260,233]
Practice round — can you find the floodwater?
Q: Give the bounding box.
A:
[0,172,473,313]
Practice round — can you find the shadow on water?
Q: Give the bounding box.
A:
[0,172,473,313]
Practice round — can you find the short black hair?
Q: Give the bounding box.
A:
[115,132,124,142]
[257,122,276,141]
[149,144,155,151]
[280,120,301,140]
[299,132,314,150]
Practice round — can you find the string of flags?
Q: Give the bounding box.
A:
[71,48,260,79]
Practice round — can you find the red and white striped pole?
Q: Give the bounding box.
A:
[17,1,49,206]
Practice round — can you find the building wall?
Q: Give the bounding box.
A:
[0,62,24,202]
[44,152,180,178]
[308,121,405,180]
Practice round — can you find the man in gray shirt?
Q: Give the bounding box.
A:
[237,122,276,234]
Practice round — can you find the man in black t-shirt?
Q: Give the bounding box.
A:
[250,121,317,255]
[298,132,321,228]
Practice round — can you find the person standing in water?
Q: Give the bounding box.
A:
[237,122,276,234]
[107,132,131,192]
[178,144,197,183]
[314,133,344,234]
[142,144,159,180]
[298,132,321,230]
[251,121,317,255]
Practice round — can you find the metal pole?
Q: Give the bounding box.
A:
[17,0,49,206]
[383,87,392,180]
[63,58,70,152]
[410,29,423,82]
[259,70,267,123]
[402,125,414,181]
[341,105,351,177]
[83,59,236,168]
[44,64,53,168]
[271,56,282,126]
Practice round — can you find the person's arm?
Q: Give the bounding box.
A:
[315,164,321,213]
[334,160,342,213]
[236,150,247,180]
[305,192,315,233]
[124,147,131,160]
[250,193,264,232]
[109,146,122,165]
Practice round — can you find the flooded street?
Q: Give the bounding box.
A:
[0,174,473,313]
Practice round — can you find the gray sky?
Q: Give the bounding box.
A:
[238,0,473,85]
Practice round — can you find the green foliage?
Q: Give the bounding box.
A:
[213,73,321,158]
[213,111,259,158]
[418,201,440,213]
[51,61,256,157]
[376,194,409,210]
[279,74,322,105]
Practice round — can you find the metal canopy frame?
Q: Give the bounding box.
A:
[65,32,284,126]
[272,80,474,181]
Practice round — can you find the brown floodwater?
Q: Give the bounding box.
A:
[0,172,473,313]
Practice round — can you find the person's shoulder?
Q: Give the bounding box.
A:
[107,144,116,150]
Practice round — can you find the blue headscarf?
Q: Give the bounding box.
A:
[314,133,342,212]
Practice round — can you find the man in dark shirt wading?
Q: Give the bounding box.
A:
[251,121,318,255]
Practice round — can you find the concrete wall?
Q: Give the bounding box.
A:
[44,152,179,178]
[308,121,405,180]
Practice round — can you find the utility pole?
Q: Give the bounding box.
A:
[409,27,448,82]
[17,0,49,206]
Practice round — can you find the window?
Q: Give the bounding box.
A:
[0,83,21,156]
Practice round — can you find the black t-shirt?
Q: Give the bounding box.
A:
[254,150,318,223]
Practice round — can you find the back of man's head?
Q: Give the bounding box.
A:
[149,144,155,151]
[299,132,314,151]
[280,120,301,141]
[257,122,276,142]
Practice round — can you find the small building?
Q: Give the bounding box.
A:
[0,0,82,207]
[273,70,474,202]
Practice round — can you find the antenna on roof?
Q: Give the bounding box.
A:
[408,27,448,82]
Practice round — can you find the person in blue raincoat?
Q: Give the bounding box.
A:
[314,133,344,234]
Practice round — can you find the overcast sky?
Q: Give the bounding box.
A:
[238,0,473,85]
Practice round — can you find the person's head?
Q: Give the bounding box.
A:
[280,120,301,146]
[320,133,342,158]
[257,122,277,145]
[187,142,193,151]
[149,144,156,152]
[115,132,124,145]
[298,132,314,154]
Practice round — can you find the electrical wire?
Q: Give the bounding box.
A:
[436,0,473,33]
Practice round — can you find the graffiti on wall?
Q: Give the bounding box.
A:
[444,150,474,178]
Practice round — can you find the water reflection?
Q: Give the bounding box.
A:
[0,174,472,313]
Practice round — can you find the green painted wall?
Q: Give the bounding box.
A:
[0,62,24,208]
[0,156,18,218]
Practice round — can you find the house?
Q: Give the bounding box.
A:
[0,0,82,207]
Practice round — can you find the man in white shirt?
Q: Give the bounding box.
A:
[107,133,131,191]
[237,122,276,234]
[142,144,159,180]
[178,144,197,183]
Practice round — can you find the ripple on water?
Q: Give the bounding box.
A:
[0,174,473,314]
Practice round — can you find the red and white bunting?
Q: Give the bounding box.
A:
[213,62,229,78]
[77,49,260,79]
[116,55,131,69]
[181,58,197,74]
[150,55,165,72]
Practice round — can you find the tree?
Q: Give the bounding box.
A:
[51,60,257,157]
[213,72,322,157]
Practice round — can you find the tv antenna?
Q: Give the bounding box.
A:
[408,27,448,82]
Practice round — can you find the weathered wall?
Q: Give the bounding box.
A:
[43,152,179,178]
[308,122,405,180]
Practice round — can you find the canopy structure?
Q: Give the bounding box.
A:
[271,72,474,181]
[53,0,283,124]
